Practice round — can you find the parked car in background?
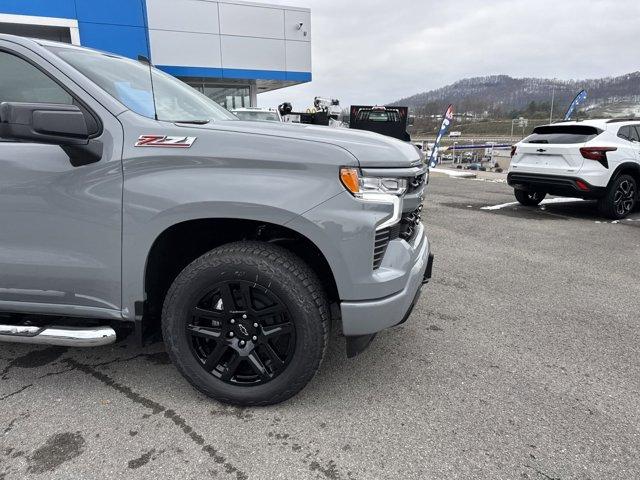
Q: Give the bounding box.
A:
[349,105,412,142]
[508,120,640,219]
[465,163,486,171]
[230,107,282,123]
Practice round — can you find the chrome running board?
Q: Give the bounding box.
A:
[0,324,116,347]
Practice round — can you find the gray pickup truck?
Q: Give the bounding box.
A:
[0,35,433,406]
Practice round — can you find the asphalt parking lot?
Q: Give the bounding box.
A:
[1,174,639,480]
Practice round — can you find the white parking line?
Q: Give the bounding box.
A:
[480,197,585,211]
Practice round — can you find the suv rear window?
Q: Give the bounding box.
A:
[524,125,602,144]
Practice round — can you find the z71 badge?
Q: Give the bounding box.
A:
[135,135,197,148]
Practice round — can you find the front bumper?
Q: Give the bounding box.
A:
[341,229,432,337]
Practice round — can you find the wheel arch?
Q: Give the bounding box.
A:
[139,217,340,334]
[608,162,640,188]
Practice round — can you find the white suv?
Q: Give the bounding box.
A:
[508,119,640,219]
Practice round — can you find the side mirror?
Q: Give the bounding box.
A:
[408,116,415,126]
[0,102,102,166]
[0,102,89,145]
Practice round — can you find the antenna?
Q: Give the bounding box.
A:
[137,55,158,121]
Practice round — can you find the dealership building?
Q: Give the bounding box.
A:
[0,0,312,108]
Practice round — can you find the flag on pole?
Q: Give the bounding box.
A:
[429,104,454,168]
[564,90,587,121]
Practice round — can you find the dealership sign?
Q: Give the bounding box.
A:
[429,104,454,168]
[564,90,587,121]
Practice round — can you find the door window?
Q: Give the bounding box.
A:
[0,51,73,104]
[617,125,640,143]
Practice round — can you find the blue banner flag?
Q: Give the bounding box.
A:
[429,104,454,168]
[564,90,587,121]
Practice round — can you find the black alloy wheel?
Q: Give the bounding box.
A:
[599,174,637,220]
[613,177,636,218]
[162,241,329,406]
[187,280,295,386]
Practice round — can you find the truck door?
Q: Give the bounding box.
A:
[0,44,123,317]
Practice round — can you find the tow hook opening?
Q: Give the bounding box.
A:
[423,253,434,284]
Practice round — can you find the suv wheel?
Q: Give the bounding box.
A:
[514,189,546,206]
[162,241,329,406]
[598,174,637,220]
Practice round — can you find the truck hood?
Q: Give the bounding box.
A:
[190,120,423,168]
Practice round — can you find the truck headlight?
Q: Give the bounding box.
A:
[340,168,408,197]
[340,167,404,229]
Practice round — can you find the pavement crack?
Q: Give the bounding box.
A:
[525,464,562,480]
[64,359,164,414]
[64,359,248,480]
[0,384,32,401]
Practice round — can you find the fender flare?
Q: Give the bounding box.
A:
[608,162,640,188]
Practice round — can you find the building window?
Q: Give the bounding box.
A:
[0,22,72,43]
[180,78,251,110]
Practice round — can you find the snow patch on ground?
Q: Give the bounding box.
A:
[480,197,584,211]
[430,167,477,178]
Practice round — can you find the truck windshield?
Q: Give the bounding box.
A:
[48,46,236,123]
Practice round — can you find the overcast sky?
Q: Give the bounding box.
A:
[256,0,640,110]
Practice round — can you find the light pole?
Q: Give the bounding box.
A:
[549,86,555,123]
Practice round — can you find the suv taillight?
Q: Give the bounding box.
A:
[580,147,616,167]
[510,145,517,158]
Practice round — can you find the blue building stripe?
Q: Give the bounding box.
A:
[0,0,77,19]
[223,69,287,81]
[75,0,146,27]
[78,23,149,60]
[156,66,311,83]
[286,71,312,82]
[157,66,225,78]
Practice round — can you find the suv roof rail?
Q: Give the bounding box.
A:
[606,118,638,123]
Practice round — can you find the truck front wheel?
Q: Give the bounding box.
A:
[162,241,329,406]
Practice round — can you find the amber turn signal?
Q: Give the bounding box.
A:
[340,167,360,195]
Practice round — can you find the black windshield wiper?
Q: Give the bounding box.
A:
[173,119,210,125]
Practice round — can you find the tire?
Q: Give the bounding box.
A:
[162,241,329,406]
[514,189,546,206]
[598,174,637,220]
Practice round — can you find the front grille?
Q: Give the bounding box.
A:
[373,228,391,269]
[408,173,426,193]
[398,206,423,241]
[372,206,423,270]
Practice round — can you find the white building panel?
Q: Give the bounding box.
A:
[286,41,311,72]
[219,3,284,39]
[284,10,311,42]
[146,0,220,34]
[149,30,222,67]
[221,35,285,71]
